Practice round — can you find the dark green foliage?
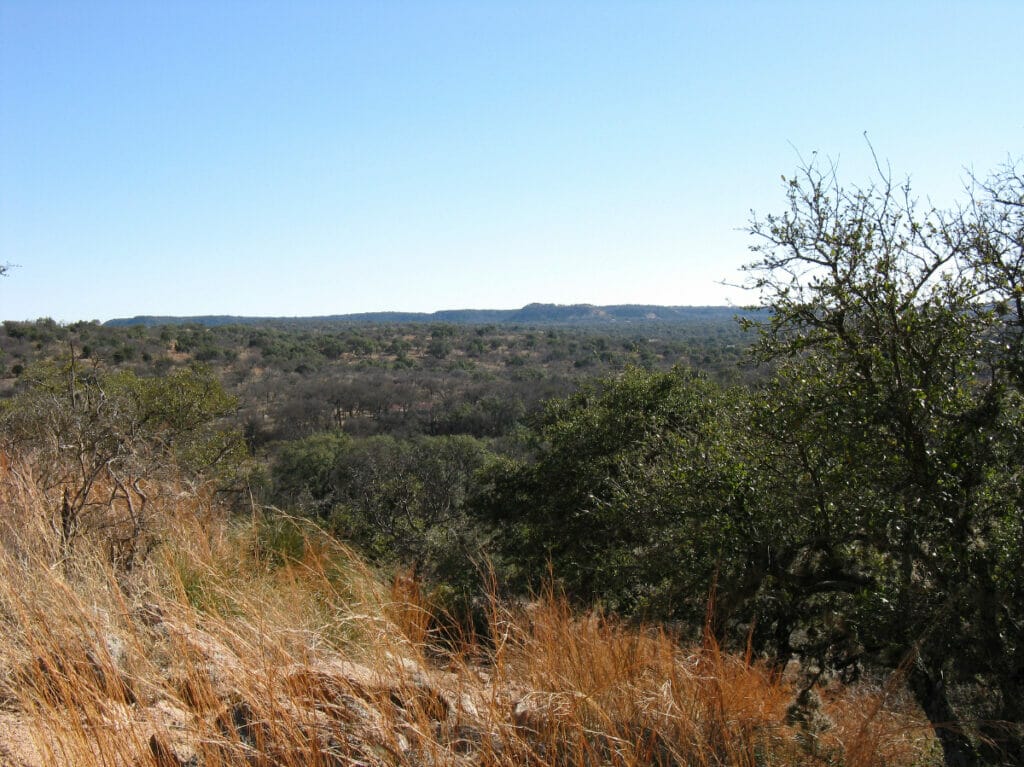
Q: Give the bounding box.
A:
[473,366,753,622]
[271,431,351,514]
[427,337,452,359]
[432,394,525,438]
[271,433,493,591]
[742,157,1024,766]
[329,435,490,571]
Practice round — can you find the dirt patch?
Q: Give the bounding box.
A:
[0,712,43,767]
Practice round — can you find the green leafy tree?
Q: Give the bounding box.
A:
[963,160,1024,388]
[474,366,760,622]
[473,156,1023,765]
[271,433,493,595]
[328,435,491,574]
[271,431,351,515]
[743,156,1024,766]
[1,361,246,566]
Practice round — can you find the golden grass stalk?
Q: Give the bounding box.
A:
[0,454,938,766]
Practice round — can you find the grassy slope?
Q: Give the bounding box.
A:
[0,456,937,766]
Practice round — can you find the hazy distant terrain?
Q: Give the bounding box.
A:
[103,303,762,328]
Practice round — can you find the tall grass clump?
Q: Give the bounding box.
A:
[0,452,938,766]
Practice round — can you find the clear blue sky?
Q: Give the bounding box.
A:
[1,1,1021,322]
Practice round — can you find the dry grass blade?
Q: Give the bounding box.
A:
[0,454,939,766]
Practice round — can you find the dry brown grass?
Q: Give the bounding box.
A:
[0,454,939,766]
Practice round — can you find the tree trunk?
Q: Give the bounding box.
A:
[908,658,979,767]
[977,669,1024,766]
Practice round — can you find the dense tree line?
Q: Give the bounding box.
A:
[0,316,754,445]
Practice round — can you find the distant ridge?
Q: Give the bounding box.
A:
[104,304,760,328]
